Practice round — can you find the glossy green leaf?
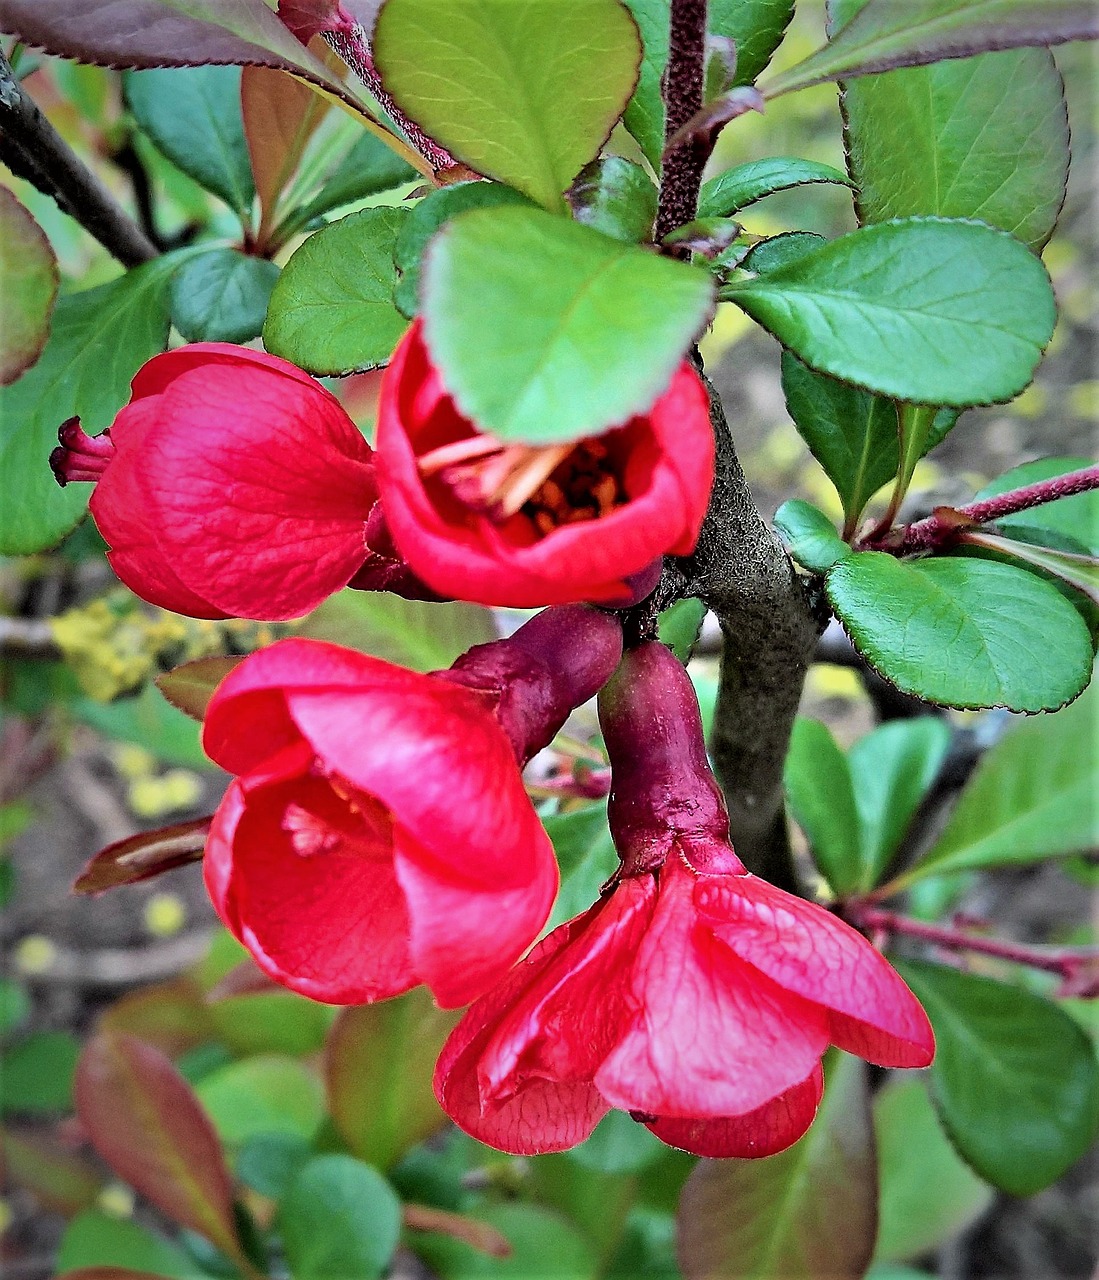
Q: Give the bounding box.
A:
[393,180,533,318]
[568,156,658,243]
[966,532,1099,607]
[621,0,670,169]
[873,1078,993,1264]
[287,129,419,231]
[657,597,707,663]
[699,157,851,219]
[0,187,58,385]
[301,590,497,671]
[784,718,861,893]
[124,67,254,216]
[826,553,1093,711]
[0,1030,79,1114]
[844,49,1069,251]
[910,682,1098,879]
[765,0,1098,98]
[774,500,851,573]
[373,0,641,210]
[709,0,796,85]
[0,258,176,555]
[279,1155,402,1280]
[263,206,409,375]
[326,989,457,1170]
[975,456,1099,556]
[544,802,617,930]
[898,960,1099,1196]
[196,1054,325,1148]
[412,1202,599,1279]
[57,1211,201,1280]
[724,218,1055,408]
[678,1052,875,1280]
[422,204,714,444]
[169,248,278,344]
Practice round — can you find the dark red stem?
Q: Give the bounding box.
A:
[865,465,1099,555]
[848,904,1099,991]
[654,0,710,244]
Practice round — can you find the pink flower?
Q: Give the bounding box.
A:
[201,606,623,1008]
[375,320,714,608]
[51,344,426,620]
[434,641,933,1156]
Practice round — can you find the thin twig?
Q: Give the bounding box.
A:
[654,0,710,243]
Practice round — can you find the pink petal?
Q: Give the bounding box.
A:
[695,874,935,1068]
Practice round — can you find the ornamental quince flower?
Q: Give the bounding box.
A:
[375,320,715,609]
[201,605,623,1008]
[434,641,933,1156]
[51,344,428,621]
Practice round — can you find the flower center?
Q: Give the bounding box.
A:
[418,435,628,531]
[281,776,393,861]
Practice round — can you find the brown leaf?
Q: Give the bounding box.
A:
[403,1204,512,1258]
[1,1126,104,1215]
[74,1034,245,1266]
[72,818,210,895]
[155,656,242,722]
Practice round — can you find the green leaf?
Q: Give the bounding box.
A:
[156,656,242,723]
[826,553,1093,711]
[57,1211,202,1280]
[678,1052,876,1280]
[196,1055,325,1150]
[74,684,211,771]
[965,533,1099,607]
[372,0,641,211]
[236,1132,312,1201]
[567,157,658,243]
[422,204,714,445]
[301,590,497,672]
[974,456,1099,556]
[843,49,1069,252]
[262,206,409,375]
[544,803,617,930]
[287,129,419,230]
[699,157,851,219]
[569,1109,665,1176]
[208,989,334,1059]
[657,597,707,663]
[765,0,1099,98]
[0,1030,79,1114]
[709,0,796,86]
[411,1202,599,1279]
[723,218,1055,408]
[169,248,278,344]
[326,990,457,1170]
[774,500,851,573]
[909,681,1099,879]
[394,180,533,318]
[0,187,58,385]
[124,67,254,217]
[0,977,30,1035]
[0,257,176,555]
[873,1077,993,1264]
[279,1155,402,1280]
[897,960,1099,1196]
[784,718,861,893]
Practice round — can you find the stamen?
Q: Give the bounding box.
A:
[492,444,574,517]
[418,434,505,476]
[283,803,343,857]
[50,417,116,487]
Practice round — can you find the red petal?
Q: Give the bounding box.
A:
[645,1062,823,1158]
[128,343,324,403]
[695,874,935,1068]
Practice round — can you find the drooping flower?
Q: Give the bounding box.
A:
[51,344,428,621]
[375,320,715,609]
[201,605,623,1008]
[434,641,934,1156]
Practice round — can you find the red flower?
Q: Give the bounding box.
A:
[375,320,714,608]
[201,606,623,1008]
[434,642,933,1156]
[51,344,425,620]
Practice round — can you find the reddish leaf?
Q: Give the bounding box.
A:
[98,978,218,1058]
[74,1034,244,1264]
[155,656,243,722]
[403,1204,512,1258]
[1,1126,104,1214]
[678,1052,877,1280]
[72,818,210,895]
[57,1271,171,1280]
[326,988,458,1169]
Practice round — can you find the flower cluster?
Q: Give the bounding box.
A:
[54,329,932,1160]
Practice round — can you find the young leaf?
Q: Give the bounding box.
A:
[657,597,708,663]
[372,0,642,210]
[963,532,1099,607]
[287,129,420,232]
[422,204,714,445]
[698,157,851,219]
[0,257,176,556]
[774,500,851,573]
[678,1053,876,1280]
[974,456,1099,555]
[1,1128,103,1215]
[723,218,1056,408]
[843,49,1070,252]
[568,157,658,243]
[826,553,1093,711]
[278,1155,402,1280]
[897,960,1099,1196]
[72,817,210,895]
[155,656,242,722]
[908,682,1098,879]
[784,719,861,893]
[124,67,254,218]
[74,1034,246,1265]
[765,0,1099,98]
[0,187,58,385]
[326,990,458,1170]
[241,63,329,230]
[263,206,409,374]
[873,1078,993,1264]
[169,249,279,344]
